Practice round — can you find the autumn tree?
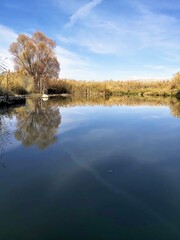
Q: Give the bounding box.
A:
[9,32,60,94]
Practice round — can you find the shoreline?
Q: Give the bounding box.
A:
[0,95,26,107]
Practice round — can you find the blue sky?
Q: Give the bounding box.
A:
[0,0,180,80]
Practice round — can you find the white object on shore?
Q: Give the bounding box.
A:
[42,94,49,101]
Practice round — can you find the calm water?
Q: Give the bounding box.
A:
[1,97,180,240]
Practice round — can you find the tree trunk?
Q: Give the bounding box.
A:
[33,77,39,93]
[40,78,44,94]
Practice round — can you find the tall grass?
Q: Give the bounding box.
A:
[48,78,174,97]
[0,71,33,95]
[1,71,180,98]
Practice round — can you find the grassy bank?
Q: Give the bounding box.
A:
[1,71,180,98]
[48,79,175,97]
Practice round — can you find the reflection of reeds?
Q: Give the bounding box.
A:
[47,95,172,107]
[7,95,180,151]
[169,100,180,118]
[47,95,180,118]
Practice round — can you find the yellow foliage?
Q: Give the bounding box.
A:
[0,71,33,95]
[48,78,173,97]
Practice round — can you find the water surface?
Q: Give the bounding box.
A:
[1,97,180,240]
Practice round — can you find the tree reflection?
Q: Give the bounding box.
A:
[5,96,180,150]
[14,98,61,149]
[0,108,11,167]
[169,100,180,118]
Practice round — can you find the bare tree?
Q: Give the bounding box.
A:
[9,32,60,94]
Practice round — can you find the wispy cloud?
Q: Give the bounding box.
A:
[144,65,166,70]
[65,0,103,27]
[59,2,180,56]
[1,0,180,80]
[55,46,91,79]
[40,1,180,79]
[0,24,17,70]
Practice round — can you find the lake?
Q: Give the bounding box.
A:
[1,96,180,240]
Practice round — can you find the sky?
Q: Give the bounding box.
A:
[0,0,180,81]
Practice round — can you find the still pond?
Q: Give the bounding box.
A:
[1,97,180,240]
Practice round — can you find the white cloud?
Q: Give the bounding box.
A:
[55,46,91,79]
[52,1,180,79]
[0,24,17,71]
[54,0,86,14]
[144,65,166,70]
[59,2,180,57]
[1,0,180,81]
[56,46,87,67]
[65,0,103,27]
[56,46,127,80]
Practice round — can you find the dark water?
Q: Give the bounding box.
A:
[1,97,180,240]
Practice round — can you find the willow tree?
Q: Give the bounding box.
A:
[9,32,60,94]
